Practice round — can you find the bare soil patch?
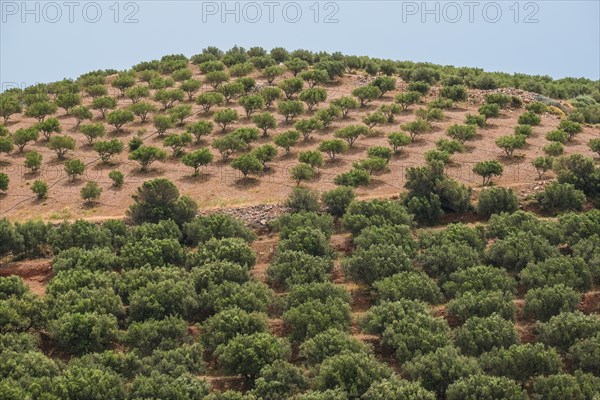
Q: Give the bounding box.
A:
[0,259,52,296]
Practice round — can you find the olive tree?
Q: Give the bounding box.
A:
[215,333,290,379]
[93,139,123,163]
[196,92,225,113]
[106,109,134,131]
[35,118,61,140]
[446,375,527,400]
[128,145,168,171]
[252,112,277,136]
[479,343,562,383]
[331,96,359,118]
[474,160,504,187]
[274,130,300,154]
[48,135,76,160]
[352,86,382,107]
[181,148,213,176]
[314,351,392,398]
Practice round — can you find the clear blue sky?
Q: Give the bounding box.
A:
[1,0,599,89]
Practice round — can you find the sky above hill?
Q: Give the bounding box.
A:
[1,0,599,90]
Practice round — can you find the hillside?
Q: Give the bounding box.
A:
[1,48,600,400]
[0,49,598,221]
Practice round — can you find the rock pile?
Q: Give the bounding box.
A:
[199,203,288,230]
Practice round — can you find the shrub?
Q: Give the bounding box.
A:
[589,138,600,156]
[31,180,48,199]
[559,120,582,140]
[553,154,599,198]
[373,271,442,304]
[283,297,351,342]
[446,290,516,324]
[318,139,348,160]
[290,163,315,185]
[484,231,558,271]
[352,86,382,107]
[446,375,527,400]
[417,242,480,279]
[478,103,500,119]
[485,93,511,108]
[401,119,431,141]
[119,237,185,269]
[514,124,533,137]
[321,186,355,217]
[277,227,333,258]
[331,96,359,118]
[520,256,592,291]
[403,346,482,398]
[537,182,586,212]
[362,378,435,400]
[314,351,392,398]
[569,335,600,376]
[531,372,600,400]
[354,224,416,255]
[465,113,486,127]
[127,178,197,226]
[107,170,124,187]
[343,244,412,284]
[537,311,600,351]
[48,134,76,160]
[334,125,369,147]
[299,328,369,364]
[194,237,256,269]
[278,100,304,122]
[231,154,263,179]
[189,261,250,291]
[381,312,452,363]
[272,211,333,239]
[486,210,562,244]
[123,316,190,354]
[285,186,320,212]
[495,135,526,157]
[546,129,569,143]
[517,111,541,125]
[334,168,371,187]
[47,219,111,252]
[406,194,444,225]
[183,214,254,247]
[273,130,300,155]
[48,312,118,355]
[215,333,290,379]
[201,307,268,353]
[446,124,477,143]
[523,284,580,322]
[361,299,429,335]
[544,141,564,156]
[128,279,198,321]
[80,181,102,204]
[267,250,333,288]
[285,282,350,310]
[52,247,118,273]
[479,343,562,383]
[395,91,421,110]
[454,314,518,356]
[342,199,412,235]
[128,219,181,242]
[443,265,516,298]
[252,360,307,400]
[55,365,126,400]
[476,187,518,216]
